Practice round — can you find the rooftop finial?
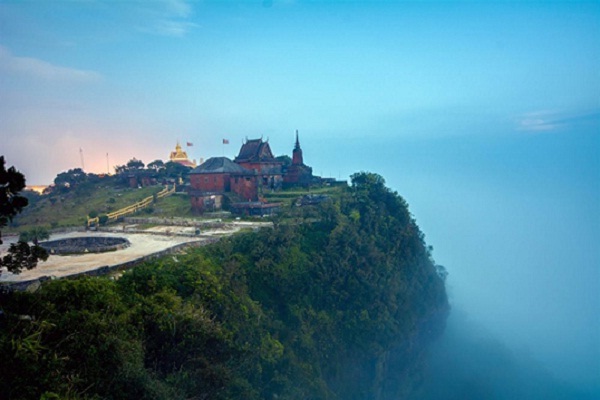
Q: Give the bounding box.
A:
[294,130,301,150]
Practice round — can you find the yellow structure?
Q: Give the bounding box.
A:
[87,184,176,227]
[169,142,196,167]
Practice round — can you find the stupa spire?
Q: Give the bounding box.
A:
[292,130,303,166]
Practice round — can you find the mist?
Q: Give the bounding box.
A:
[1,0,597,396]
[419,309,598,400]
[308,127,599,397]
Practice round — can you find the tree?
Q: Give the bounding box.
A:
[275,155,292,168]
[126,158,145,170]
[19,226,50,246]
[114,164,127,175]
[114,158,146,182]
[1,242,49,275]
[0,156,28,242]
[163,161,191,181]
[147,159,165,172]
[54,168,87,188]
[0,156,48,276]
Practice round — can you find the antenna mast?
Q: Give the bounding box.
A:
[79,148,85,170]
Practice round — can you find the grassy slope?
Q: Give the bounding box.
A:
[9,183,344,233]
[150,194,195,218]
[9,184,166,232]
[262,185,344,206]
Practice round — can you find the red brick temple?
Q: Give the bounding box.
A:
[189,134,314,214]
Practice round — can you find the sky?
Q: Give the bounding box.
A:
[1,0,599,394]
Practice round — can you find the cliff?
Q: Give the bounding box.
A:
[0,172,448,399]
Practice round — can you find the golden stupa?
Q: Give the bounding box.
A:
[169,142,196,168]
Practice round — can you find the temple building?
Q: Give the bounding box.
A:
[283,130,313,188]
[169,142,196,168]
[189,157,258,213]
[234,138,283,191]
[189,133,316,214]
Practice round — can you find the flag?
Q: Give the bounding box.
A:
[222,139,229,144]
[186,142,193,146]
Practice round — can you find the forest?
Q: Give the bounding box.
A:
[0,172,448,399]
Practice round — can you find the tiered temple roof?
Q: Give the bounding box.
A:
[234,139,277,163]
[169,142,196,168]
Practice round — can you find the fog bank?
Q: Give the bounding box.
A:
[419,309,599,400]
[310,130,599,395]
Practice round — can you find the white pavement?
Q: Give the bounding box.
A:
[0,221,271,282]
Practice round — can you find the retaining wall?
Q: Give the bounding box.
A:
[0,237,220,294]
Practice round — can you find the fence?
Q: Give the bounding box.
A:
[87,184,176,227]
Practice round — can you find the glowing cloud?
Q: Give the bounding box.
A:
[0,45,101,82]
[516,110,600,133]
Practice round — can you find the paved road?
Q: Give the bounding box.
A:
[0,221,271,282]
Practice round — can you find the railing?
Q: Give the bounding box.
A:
[87,184,176,227]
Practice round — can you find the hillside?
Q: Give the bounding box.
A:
[0,172,449,399]
[11,179,166,231]
[11,176,343,234]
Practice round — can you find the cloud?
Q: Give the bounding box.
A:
[516,110,600,133]
[0,45,101,82]
[132,0,198,37]
[153,19,198,37]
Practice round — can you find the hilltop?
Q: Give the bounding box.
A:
[10,173,342,234]
[9,137,345,234]
[0,172,449,399]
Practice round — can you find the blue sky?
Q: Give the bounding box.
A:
[1,0,599,392]
[1,1,598,181]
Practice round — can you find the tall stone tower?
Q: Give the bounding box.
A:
[284,130,313,188]
[292,130,304,166]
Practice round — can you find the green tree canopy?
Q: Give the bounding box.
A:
[19,226,50,246]
[0,171,448,399]
[114,158,145,175]
[163,161,191,180]
[127,158,145,170]
[276,155,292,167]
[53,168,87,188]
[0,156,48,276]
[0,156,29,241]
[147,159,165,172]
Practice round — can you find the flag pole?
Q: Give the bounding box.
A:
[222,138,229,156]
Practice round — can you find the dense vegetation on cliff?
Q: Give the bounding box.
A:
[0,173,448,399]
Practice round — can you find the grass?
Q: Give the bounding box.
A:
[150,194,194,218]
[8,182,345,233]
[8,184,165,233]
[262,185,344,206]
